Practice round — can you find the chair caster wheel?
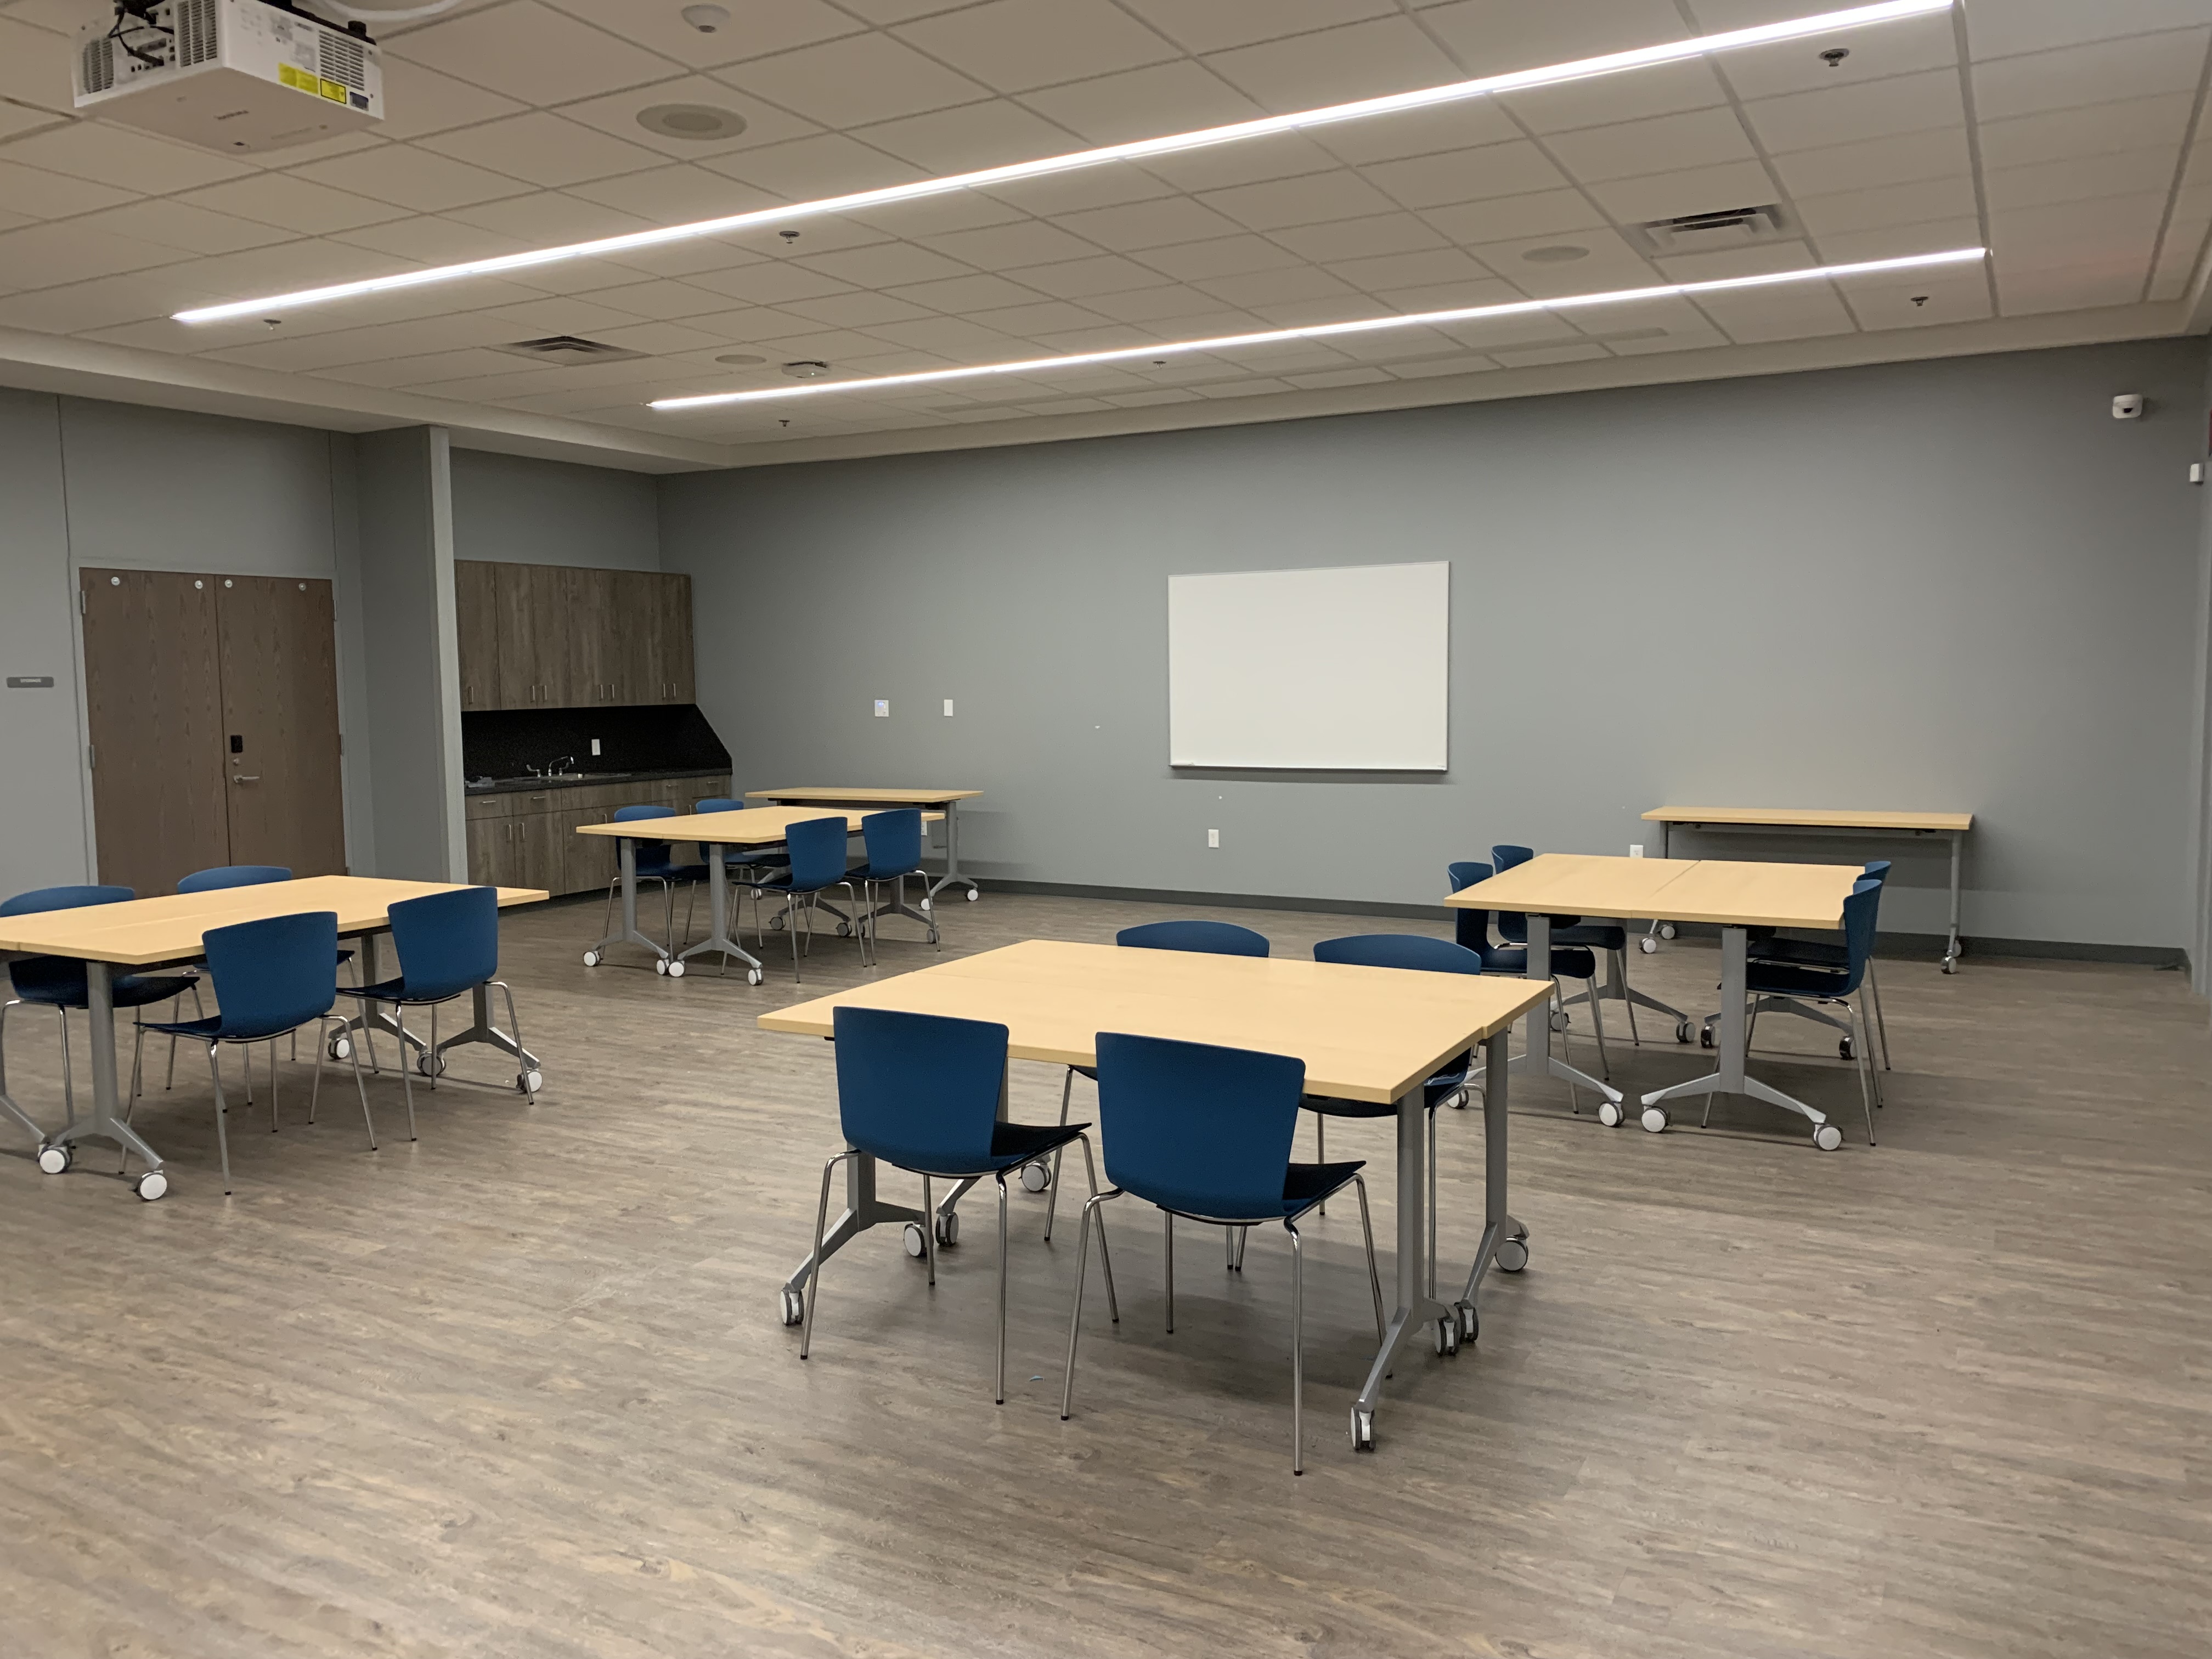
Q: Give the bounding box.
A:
[1674,1019,1693,1044]
[1434,1316,1459,1357]
[779,1288,804,1326]
[966,889,979,901]
[935,1211,960,1247]
[769,915,787,932]
[517,1070,543,1096]
[327,1035,352,1062]
[1349,1407,1376,1452]
[747,968,764,986]
[1548,1009,1569,1033]
[919,896,932,912]
[653,958,668,975]
[1838,1036,1854,1060]
[1596,1100,1623,1127]
[1699,1025,1715,1049]
[1813,1123,1843,1151]
[582,950,600,967]
[836,923,851,938]
[902,1221,928,1258]
[1659,924,1676,940]
[36,1144,71,1175]
[1494,1237,1528,1273]
[1941,956,1959,974]
[415,1051,445,1078]
[1019,1162,1051,1193]
[1640,1105,1668,1133]
[666,959,685,978]
[1640,935,1659,954]
[1455,1300,1479,1342]
[135,1170,168,1201]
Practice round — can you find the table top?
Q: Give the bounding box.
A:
[748,787,983,806]
[1644,805,1973,833]
[575,804,944,844]
[0,876,547,968]
[1448,853,1865,932]
[758,939,1551,1106]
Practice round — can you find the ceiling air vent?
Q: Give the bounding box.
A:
[493,335,647,366]
[1627,204,1793,257]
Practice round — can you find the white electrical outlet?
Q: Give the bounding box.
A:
[1628,843,1644,858]
[873,698,889,718]
[943,698,954,716]
[1207,828,1220,848]
[590,738,601,757]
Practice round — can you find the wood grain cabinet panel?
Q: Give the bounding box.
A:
[458,561,695,710]
[455,560,499,712]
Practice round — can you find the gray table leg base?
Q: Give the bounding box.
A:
[1,1088,46,1147]
[923,875,979,902]
[1640,1071,1828,1128]
[676,935,765,974]
[1353,1295,1456,1417]
[1507,1049,1622,1104]
[1459,1214,1528,1305]
[430,989,540,1074]
[46,1111,164,1172]
[586,928,671,966]
[783,1199,929,1297]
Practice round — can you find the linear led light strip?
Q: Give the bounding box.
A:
[649,250,1987,410]
[173,0,1953,325]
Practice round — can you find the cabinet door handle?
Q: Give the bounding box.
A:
[232,775,260,784]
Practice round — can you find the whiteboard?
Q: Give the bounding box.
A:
[1168,562,1449,770]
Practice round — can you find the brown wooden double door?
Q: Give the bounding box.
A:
[80,569,347,901]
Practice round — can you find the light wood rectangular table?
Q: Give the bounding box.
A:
[747,788,983,904]
[1645,806,1974,972]
[759,940,1552,1449]
[0,876,545,1197]
[1451,854,1866,1148]
[575,805,945,982]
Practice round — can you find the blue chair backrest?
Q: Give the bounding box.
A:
[833,1006,1006,1172]
[1861,859,1892,883]
[1837,878,1882,991]
[696,798,740,814]
[178,865,291,894]
[1115,919,1269,957]
[2,885,134,999]
[614,802,678,869]
[785,816,851,890]
[387,886,499,1002]
[1094,1033,1304,1221]
[1447,861,1493,956]
[1491,844,1535,935]
[201,911,340,1040]
[1314,934,1485,975]
[859,808,923,877]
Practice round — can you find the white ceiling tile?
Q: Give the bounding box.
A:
[1418,0,1691,74]
[1543,108,1760,183]
[894,0,1180,93]
[1119,0,1396,55]
[847,191,1031,238]
[862,314,1030,358]
[1767,129,1971,198]
[980,165,1180,216]
[540,0,862,68]
[1017,60,1268,145]
[1651,238,1815,284]
[797,240,974,286]
[308,347,525,388]
[718,32,993,127]
[1831,267,1991,331]
[1972,30,2211,120]
[1135,234,1310,281]
[590,318,733,353]
[1491,341,1611,366]
[1977,93,2197,170]
[962,298,1114,337]
[0,207,31,234]
[1204,18,1464,112]
[0,16,72,114]
[703,133,929,198]
[1967,0,2212,61]
[1352,277,1521,313]
[1582,158,1778,222]
[289,145,534,212]
[1269,211,1449,262]
[76,199,300,256]
[1080,283,1229,321]
[1472,225,1663,294]
[1744,69,1967,155]
[0,102,58,144]
[1136,133,1341,194]
[568,74,820,158]
[420,113,670,188]
[1322,246,1489,291]
[584,278,736,319]
[853,99,1077,174]
[1985,147,2182,212]
[1994,258,2149,316]
[996,253,1171,297]
[1189,264,1358,307]
[386,2,676,104]
[0,221,187,289]
[674,302,840,340]
[1362,142,1573,209]
[1312,99,1521,165]
[1280,365,1393,388]
[1199,169,1398,230]
[442,191,653,242]
[1050,194,1245,250]
[0,157,139,219]
[1792,174,1980,237]
[2149,216,2209,297]
[1812,216,1984,264]
[1420,188,1609,245]
[374,57,526,142]
[882,272,1046,311]
[1988,192,2169,262]
[1714,13,1958,100]
[1691,280,1856,342]
[0,122,253,193]
[918,219,1096,267]
[1498,59,1731,136]
[0,271,222,334]
[563,164,778,224]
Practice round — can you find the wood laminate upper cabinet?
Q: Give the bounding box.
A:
[493,562,547,708]
[605,571,659,706]
[653,573,695,704]
[454,561,499,711]
[560,567,614,708]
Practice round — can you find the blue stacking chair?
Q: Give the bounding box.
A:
[337,885,533,1138]
[1725,878,1885,1146]
[848,809,936,966]
[1491,844,1636,1060]
[596,804,709,961]
[746,816,864,983]
[1,885,199,1153]
[800,1007,1104,1404]
[1448,861,1612,1089]
[693,796,791,948]
[1742,860,1893,1072]
[168,864,361,1087]
[1046,918,1272,1237]
[1062,1032,1385,1474]
[138,911,370,1194]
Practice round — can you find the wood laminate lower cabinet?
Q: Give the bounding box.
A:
[465,776,729,896]
[458,560,693,711]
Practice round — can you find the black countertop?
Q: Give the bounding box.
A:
[465,766,731,798]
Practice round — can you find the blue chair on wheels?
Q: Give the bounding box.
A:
[168,864,361,1087]
[1740,860,1893,1074]
[1720,878,1884,1146]
[1448,861,1613,1098]
[596,804,709,962]
[746,816,865,983]
[138,911,372,1194]
[1061,1032,1385,1474]
[1046,918,1271,1239]
[800,1007,1106,1404]
[848,809,936,966]
[1,885,199,1157]
[337,885,535,1140]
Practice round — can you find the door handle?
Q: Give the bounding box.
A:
[232,775,260,784]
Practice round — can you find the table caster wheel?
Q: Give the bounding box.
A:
[326,1034,352,1062]
[1434,1316,1459,1357]
[36,1143,71,1176]
[902,1221,928,1258]
[935,1211,960,1248]
[1548,1009,1569,1033]
[135,1170,168,1201]
[582,950,600,967]
[667,959,685,978]
[1349,1407,1376,1452]
[1838,1036,1854,1060]
[769,914,786,932]
[836,923,851,938]
[747,968,764,986]
[919,896,932,912]
[1597,1099,1623,1127]
[1674,1019,1693,1044]
[779,1288,804,1327]
[1659,924,1676,940]
[1813,1123,1843,1152]
[1495,1237,1528,1273]
[1456,1300,1479,1342]
[1640,935,1659,954]
[416,1051,445,1079]
[1019,1162,1051,1193]
[966,889,979,902]
[1699,1024,1715,1049]
[517,1070,543,1096]
[653,958,668,975]
[1640,1105,1668,1134]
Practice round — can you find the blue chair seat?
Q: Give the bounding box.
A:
[138,1012,224,1041]
[1473,943,1599,979]
[1304,1064,1470,1120]
[1552,922,1627,950]
[637,856,709,882]
[12,960,197,1011]
[1278,1160,1370,1216]
[1745,960,1852,998]
[1750,936,1848,971]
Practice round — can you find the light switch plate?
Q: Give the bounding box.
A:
[874,699,889,717]
[1628,843,1643,857]
[943,698,954,716]
[1207,828,1220,848]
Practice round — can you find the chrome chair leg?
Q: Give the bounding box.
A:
[1869,958,1892,1071]
[1426,1104,1437,1300]
[1353,1173,1385,1342]
[1076,1134,1116,1319]
[1286,1217,1306,1476]
[995,1171,1010,1405]
[206,1041,234,1195]
[921,1174,936,1286]
[1043,1065,1077,1241]
[1163,1210,1175,1334]
[799,1149,854,1360]
[1615,948,1641,1046]
[1314,1114,1326,1214]
[1853,1001,1878,1144]
[1584,974,1612,1079]
[1059,1187,1124,1421]
[59,1008,73,1124]
[393,1002,419,1142]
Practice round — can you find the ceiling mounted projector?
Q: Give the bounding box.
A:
[74,0,385,154]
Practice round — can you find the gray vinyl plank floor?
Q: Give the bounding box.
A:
[1,891,2205,1659]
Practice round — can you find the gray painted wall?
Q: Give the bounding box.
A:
[449,448,660,571]
[661,338,2208,952]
